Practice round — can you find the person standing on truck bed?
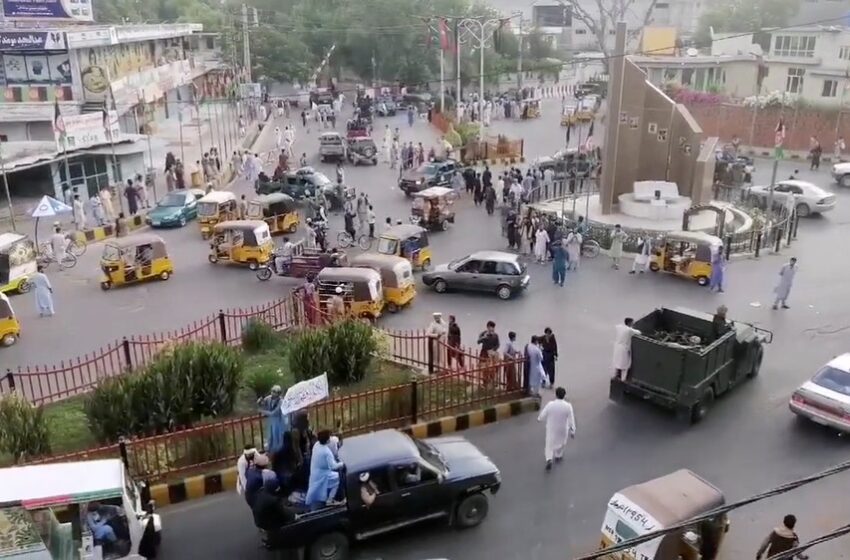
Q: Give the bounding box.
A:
[612,318,641,380]
[306,429,346,510]
[712,305,730,340]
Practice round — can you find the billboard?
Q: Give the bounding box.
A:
[0,31,67,51]
[56,110,122,151]
[2,0,93,22]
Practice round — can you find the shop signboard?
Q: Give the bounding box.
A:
[0,31,67,51]
[56,110,121,151]
[2,0,93,21]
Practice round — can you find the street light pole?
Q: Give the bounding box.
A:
[0,142,15,231]
[459,16,505,105]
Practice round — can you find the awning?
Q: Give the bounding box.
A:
[79,139,148,157]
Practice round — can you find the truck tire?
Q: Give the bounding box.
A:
[748,346,764,378]
[309,532,349,560]
[691,388,715,424]
[454,493,489,529]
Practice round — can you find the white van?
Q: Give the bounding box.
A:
[0,460,162,559]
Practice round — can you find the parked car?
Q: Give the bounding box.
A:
[422,251,529,300]
[262,430,500,560]
[831,161,850,187]
[146,190,198,228]
[789,353,850,433]
[744,180,837,217]
[398,159,459,195]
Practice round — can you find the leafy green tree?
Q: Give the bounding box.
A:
[695,0,802,45]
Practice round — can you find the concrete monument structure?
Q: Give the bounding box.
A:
[600,22,718,216]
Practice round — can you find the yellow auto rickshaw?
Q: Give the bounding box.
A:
[649,231,721,287]
[248,193,300,235]
[521,98,541,119]
[100,234,174,291]
[377,224,432,270]
[599,469,728,560]
[316,267,384,322]
[208,220,274,270]
[0,292,20,347]
[197,191,238,239]
[0,232,37,295]
[350,253,415,313]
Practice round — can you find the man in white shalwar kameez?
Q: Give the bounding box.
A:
[236,446,256,495]
[534,226,550,264]
[274,127,283,150]
[613,317,641,380]
[537,387,576,470]
[630,237,651,274]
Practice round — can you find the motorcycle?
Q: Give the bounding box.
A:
[256,257,293,281]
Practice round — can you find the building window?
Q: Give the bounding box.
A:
[840,46,850,60]
[773,35,816,57]
[786,67,805,93]
[533,5,572,27]
[822,79,838,97]
[575,29,587,35]
[205,37,215,49]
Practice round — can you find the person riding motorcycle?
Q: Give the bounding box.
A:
[274,237,295,275]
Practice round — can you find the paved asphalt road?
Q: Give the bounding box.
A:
[7,95,850,558]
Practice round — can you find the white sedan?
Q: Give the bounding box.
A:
[790,353,850,432]
[831,161,850,187]
[745,180,836,217]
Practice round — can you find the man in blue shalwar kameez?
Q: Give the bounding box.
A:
[305,430,345,510]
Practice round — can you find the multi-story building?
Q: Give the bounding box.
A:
[712,25,850,105]
[629,53,762,98]
[0,23,230,204]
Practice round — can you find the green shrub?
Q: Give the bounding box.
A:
[289,328,331,381]
[85,342,243,443]
[244,367,286,401]
[0,394,50,462]
[289,320,377,385]
[241,319,279,353]
[325,320,377,384]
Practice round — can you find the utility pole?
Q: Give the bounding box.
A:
[0,141,15,231]
[455,20,464,103]
[516,12,523,91]
[242,4,252,82]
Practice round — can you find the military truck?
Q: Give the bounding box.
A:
[609,307,772,424]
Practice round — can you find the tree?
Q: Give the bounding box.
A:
[695,0,802,45]
[558,0,658,69]
[251,29,315,84]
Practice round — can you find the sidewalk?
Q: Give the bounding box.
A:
[1,101,267,241]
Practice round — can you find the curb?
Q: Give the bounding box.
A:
[148,397,539,507]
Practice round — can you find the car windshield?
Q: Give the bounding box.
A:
[377,237,398,255]
[158,194,186,207]
[419,163,440,175]
[414,439,447,472]
[448,257,466,269]
[812,366,850,396]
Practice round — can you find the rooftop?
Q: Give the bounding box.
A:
[0,22,204,50]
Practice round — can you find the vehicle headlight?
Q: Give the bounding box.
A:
[417,178,424,184]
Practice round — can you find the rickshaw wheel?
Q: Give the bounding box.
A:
[649,262,660,272]
[288,222,298,233]
[160,271,170,281]
[440,219,449,231]
[17,279,31,294]
[100,281,112,291]
[248,261,260,271]
[386,302,399,313]
[359,313,374,324]
[696,275,709,286]
[208,254,218,264]
[201,232,210,240]
[1,334,17,347]
[421,258,431,271]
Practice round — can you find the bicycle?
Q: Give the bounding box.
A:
[37,249,77,271]
[337,230,372,251]
[581,238,601,258]
[40,234,86,258]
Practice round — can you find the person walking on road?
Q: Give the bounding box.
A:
[756,515,805,560]
[72,194,86,231]
[407,105,415,127]
[773,257,798,310]
[366,205,376,238]
[426,312,448,370]
[525,335,547,395]
[551,240,567,286]
[99,186,115,221]
[565,228,582,271]
[356,193,368,233]
[709,245,726,292]
[809,136,822,171]
[630,236,651,274]
[537,387,576,470]
[609,224,626,269]
[613,318,641,380]
[534,225,550,264]
[32,265,55,317]
[540,328,558,386]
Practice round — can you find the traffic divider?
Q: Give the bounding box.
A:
[71,213,146,244]
[147,396,540,507]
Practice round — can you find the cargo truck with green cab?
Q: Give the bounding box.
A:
[609,307,772,424]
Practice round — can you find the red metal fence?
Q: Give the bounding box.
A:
[28,359,526,482]
[1,296,304,405]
